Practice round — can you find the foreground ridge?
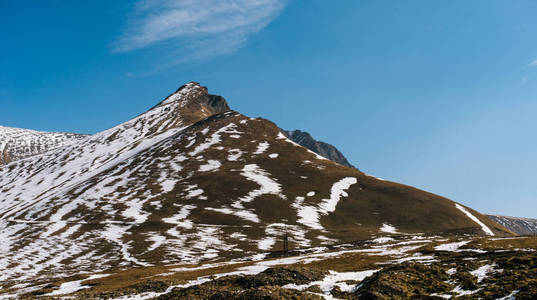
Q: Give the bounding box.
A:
[7,235,537,299]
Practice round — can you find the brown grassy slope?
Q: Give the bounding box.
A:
[331,175,512,238]
[71,110,511,248]
[196,112,512,238]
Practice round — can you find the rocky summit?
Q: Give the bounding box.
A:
[0,83,520,299]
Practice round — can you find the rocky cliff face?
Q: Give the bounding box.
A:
[281,129,356,169]
[487,215,537,235]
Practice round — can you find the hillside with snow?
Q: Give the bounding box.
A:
[0,83,512,298]
[487,215,537,235]
[0,126,86,164]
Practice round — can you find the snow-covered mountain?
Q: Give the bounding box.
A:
[0,82,511,287]
[487,215,537,235]
[0,126,86,164]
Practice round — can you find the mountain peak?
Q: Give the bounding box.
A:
[91,82,232,145]
[174,81,205,94]
[151,82,230,126]
[161,82,229,112]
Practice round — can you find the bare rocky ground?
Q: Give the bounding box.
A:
[4,235,535,300]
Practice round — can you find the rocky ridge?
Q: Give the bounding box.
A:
[282,129,356,169]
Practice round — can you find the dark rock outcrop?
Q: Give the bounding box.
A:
[281,129,356,169]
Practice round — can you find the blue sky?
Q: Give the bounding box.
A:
[2,1,537,217]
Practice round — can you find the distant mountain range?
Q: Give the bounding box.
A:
[0,82,511,287]
[487,215,537,235]
[0,125,86,164]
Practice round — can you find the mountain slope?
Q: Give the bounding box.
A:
[487,215,537,235]
[0,126,86,164]
[0,82,511,287]
[281,129,356,169]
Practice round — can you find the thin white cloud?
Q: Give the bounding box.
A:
[113,0,286,62]
[528,59,537,67]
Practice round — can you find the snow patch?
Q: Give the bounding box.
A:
[205,207,260,223]
[446,268,457,275]
[46,274,110,296]
[227,149,243,161]
[160,179,176,193]
[497,290,520,300]
[235,164,285,206]
[146,234,166,252]
[318,177,358,213]
[284,270,379,294]
[455,204,494,236]
[434,241,470,252]
[294,177,357,230]
[258,237,276,250]
[162,205,196,229]
[373,237,395,244]
[189,123,241,156]
[379,223,399,234]
[452,285,480,296]
[470,263,498,283]
[253,141,270,154]
[199,160,221,172]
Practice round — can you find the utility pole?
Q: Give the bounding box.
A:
[282,220,289,256]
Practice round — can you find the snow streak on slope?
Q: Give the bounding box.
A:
[294,177,357,230]
[318,177,358,213]
[455,204,494,236]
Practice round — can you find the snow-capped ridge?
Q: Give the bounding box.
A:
[93,82,230,145]
[0,125,87,165]
[0,83,232,221]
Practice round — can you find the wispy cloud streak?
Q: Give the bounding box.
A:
[113,0,286,62]
[528,59,537,67]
